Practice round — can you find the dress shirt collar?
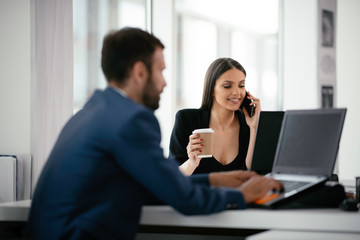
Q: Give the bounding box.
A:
[110,86,128,98]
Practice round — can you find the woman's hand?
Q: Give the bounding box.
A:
[243,91,261,129]
[186,133,203,167]
[179,134,204,175]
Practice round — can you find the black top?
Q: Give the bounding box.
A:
[169,108,250,174]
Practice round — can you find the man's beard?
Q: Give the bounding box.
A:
[142,75,160,110]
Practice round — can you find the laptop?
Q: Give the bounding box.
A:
[250,108,347,208]
[250,111,285,175]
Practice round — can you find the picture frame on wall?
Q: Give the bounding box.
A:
[321,85,334,108]
[322,9,334,47]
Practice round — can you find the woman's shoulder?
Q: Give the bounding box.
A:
[176,108,202,116]
[175,108,210,126]
[176,108,210,118]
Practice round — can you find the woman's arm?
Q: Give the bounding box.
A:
[179,158,200,176]
[170,110,204,175]
[245,127,257,169]
[243,91,261,169]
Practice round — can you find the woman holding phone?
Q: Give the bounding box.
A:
[170,58,261,175]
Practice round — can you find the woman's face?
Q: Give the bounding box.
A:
[212,68,246,111]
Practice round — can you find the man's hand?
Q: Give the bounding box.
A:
[209,170,258,188]
[238,175,283,203]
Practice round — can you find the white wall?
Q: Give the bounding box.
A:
[283,0,360,181]
[0,0,74,192]
[337,0,360,181]
[283,0,318,110]
[0,0,31,155]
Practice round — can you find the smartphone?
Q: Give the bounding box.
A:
[240,91,255,117]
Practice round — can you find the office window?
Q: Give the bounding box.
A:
[73,0,149,112]
[175,0,280,111]
[176,16,217,108]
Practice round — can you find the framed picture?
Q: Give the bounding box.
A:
[321,85,333,108]
[322,10,334,47]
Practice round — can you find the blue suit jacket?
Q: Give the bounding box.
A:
[28,87,246,240]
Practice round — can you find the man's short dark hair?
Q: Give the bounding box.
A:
[101,27,164,84]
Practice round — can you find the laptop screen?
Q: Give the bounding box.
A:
[272,108,346,176]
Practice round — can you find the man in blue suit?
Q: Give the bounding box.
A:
[28,27,282,240]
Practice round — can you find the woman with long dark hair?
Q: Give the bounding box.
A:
[170,58,261,175]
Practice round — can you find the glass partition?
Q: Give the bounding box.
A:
[73,0,149,112]
[175,0,280,111]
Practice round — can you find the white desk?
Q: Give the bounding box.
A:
[1,200,359,236]
[139,205,360,234]
[247,230,360,240]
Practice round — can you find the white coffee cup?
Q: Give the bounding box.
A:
[192,128,214,158]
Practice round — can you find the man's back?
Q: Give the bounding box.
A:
[29,88,156,239]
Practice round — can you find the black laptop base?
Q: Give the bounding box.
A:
[248,181,346,209]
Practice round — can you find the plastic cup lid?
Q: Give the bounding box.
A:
[192,128,214,134]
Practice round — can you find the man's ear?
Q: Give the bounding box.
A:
[131,61,148,86]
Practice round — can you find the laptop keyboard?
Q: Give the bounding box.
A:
[281,180,310,192]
